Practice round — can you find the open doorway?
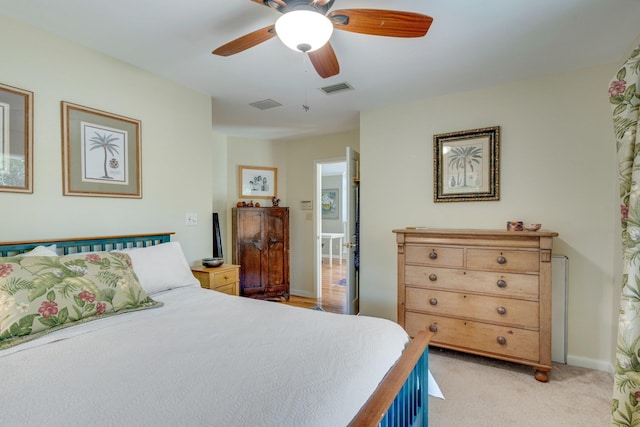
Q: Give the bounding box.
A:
[316,160,347,314]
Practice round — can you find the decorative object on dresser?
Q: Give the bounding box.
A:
[433,126,500,203]
[394,228,558,382]
[0,82,33,194]
[232,206,289,300]
[202,257,224,268]
[192,263,240,296]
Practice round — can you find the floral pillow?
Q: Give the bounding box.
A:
[0,252,162,349]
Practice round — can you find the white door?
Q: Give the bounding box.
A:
[345,147,360,315]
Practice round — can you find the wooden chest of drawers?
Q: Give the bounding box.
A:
[394,228,558,382]
[191,264,240,296]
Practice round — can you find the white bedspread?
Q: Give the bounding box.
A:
[1,286,438,427]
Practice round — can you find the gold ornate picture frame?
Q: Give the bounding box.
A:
[434,126,500,202]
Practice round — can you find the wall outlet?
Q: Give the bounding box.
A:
[185,212,198,226]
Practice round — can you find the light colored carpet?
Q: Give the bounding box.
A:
[428,348,613,426]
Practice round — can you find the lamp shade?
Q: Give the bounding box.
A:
[275,10,333,53]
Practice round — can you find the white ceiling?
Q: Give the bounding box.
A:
[1,1,639,141]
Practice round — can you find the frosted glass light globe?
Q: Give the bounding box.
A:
[275,10,333,53]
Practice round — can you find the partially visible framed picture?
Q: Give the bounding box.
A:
[433,126,500,202]
[61,101,142,198]
[239,165,277,199]
[321,188,340,219]
[0,82,33,193]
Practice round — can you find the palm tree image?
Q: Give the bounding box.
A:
[89,132,120,179]
[447,144,482,188]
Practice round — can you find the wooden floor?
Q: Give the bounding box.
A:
[284,257,347,314]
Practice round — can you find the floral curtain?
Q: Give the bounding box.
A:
[611,44,640,427]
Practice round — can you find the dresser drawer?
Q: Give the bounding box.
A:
[405,245,464,267]
[212,282,237,295]
[467,248,539,273]
[212,269,239,286]
[405,312,540,361]
[405,265,539,299]
[405,287,539,328]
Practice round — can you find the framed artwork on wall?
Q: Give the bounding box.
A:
[321,188,340,219]
[61,101,142,198]
[0,82,33,193]
[433,126,500,202]
[239,165,277,199]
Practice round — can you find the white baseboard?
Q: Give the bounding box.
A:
[567,354,614,374]
[290,288,315,298]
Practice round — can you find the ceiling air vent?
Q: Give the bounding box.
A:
[249,99,282,110]
[319,82,354,95]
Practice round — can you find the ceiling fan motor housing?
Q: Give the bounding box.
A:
[268,0,334,15]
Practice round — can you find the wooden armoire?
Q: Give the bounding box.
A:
[231,207,290,300]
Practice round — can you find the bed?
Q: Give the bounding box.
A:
[0,232,435,426]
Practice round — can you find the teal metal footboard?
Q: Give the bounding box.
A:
[380,343,429,427]
[0,232,173,256]
[350,330,432,427]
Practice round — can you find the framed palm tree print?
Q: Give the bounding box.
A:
[433,126,500,202]
[61,102,142,198]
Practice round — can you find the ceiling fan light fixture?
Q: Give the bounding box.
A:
[275,10,333,53]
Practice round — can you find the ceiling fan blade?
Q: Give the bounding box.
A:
[212,25,276,56]
[308,42,340,78]
[329,9,433,38]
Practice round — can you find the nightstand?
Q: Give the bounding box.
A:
[191,264,240,296]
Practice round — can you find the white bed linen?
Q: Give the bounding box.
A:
[1,286,434,427]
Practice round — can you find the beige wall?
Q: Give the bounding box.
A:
[360,64,620,371]
[0,15,216,264]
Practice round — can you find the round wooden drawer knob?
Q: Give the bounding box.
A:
[497,256,507,264]
[429,298,438,306]
[429,324,438,333]
[496,279,507,288]
[497,336,507,345]
[497,306,507,315]
[429,274,437,281]
[429,251,438,260]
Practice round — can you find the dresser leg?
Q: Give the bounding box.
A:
[534,369,549,382]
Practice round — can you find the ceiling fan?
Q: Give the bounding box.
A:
[212,0,433,78]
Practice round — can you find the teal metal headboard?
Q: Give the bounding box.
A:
[0,232,174,257]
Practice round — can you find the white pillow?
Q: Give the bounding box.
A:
[116,242,198,295]
[21,245,58,256]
